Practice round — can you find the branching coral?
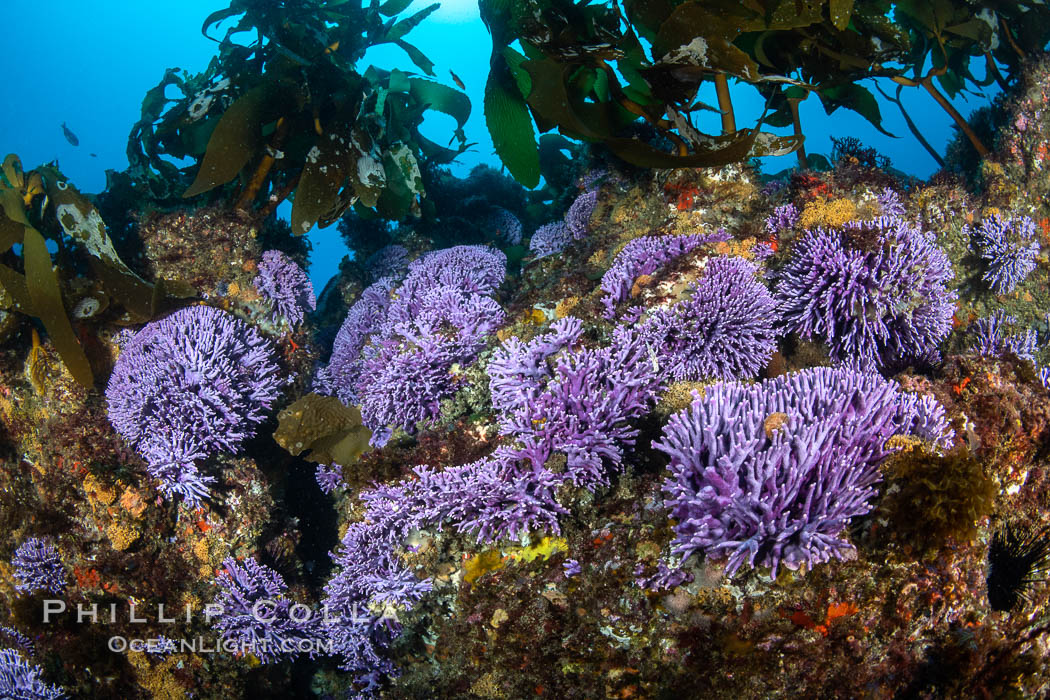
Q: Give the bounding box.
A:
[253,249,316,327]
[971,214,1040,294]
[364,245,410,282]
[106,305,283,503]
[600,231,728,318]
[565,189,599,239]
[775,216,956,368]
[317,246,506,444]
[0,648,64,699]
[969,310,1038,361]
[529,222,573,259]
[11,538,65,594]
[212,557,320,664]
[765,203,799,234]
[630,256,779,381]
[655,367,954,578]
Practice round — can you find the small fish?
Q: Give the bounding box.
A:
[61,122,79,147]
[89,153,98,158]
[449,70,466,91]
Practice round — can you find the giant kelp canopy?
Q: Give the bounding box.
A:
[480,0,1050,182]
[127,0,473,234]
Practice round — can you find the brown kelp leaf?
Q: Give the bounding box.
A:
[830,0,855,31]
[0,187,29,226]
[274,394,373,466]
[0,263,32,312]
[0,215,23,254]
[291,133,352,236]
[346,128,387,209]
[23,227,92,386]
[39,171,156,319]
[523,58,762,169]
[183,82,290,198]
[1,154,24,189]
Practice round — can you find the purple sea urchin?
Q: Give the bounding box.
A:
[655,367,953,578]
[987,522,1050,612]
[775,216,956,368]
[105,305,283,503]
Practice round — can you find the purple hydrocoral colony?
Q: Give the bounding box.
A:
[364,245,410,281]
[313,278,397,405]
[211,557,320,664]
[323,320,663,686]
[358,283,505,442]
[11,538,65,594]
[485,206,523,246]
[875,188,905,218]
[315,463,344,493]
[969,310,1038,361]
[656,367,954,579]
[529,221,573,259]
[253,249,316,327]
[318,246,506,444]
[631,256,779,381]
[106,306,283,504]
[765,203,799,234]
[971,214,1040,294]
[0,648,64,699]
[565,190,599,239]
[775,216,957,368]
[601,231,729,319]
[488,316,583,414]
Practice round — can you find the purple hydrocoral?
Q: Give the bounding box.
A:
[969,310,1037,361]
[358,284,504,441]
[313,278,397,405]
[211,557,320,664]
[315,463,344,494]
[11,538,65,594]
[765,203,799,234]
[656,366,954,578]
[0,648,64,699]
[323,321,662,687]
[253,250,316,327]
[364,245,410,281]
[875,188,905,218]
[775,216,957,368]
[971,214,1040,294]
[106,306,283,504]
[485,206,523,246]
[493,322,664,491]
[600,232,729,319]
[389,245,505,318]
[529,222,573,259]
[565,190,599,239]
[488,316,583,414]
[318,245,506,444]
[631,256,779,381]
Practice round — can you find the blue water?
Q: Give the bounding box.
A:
[6,1,996,290]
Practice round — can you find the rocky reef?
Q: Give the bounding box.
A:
[6,4,1050,699]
